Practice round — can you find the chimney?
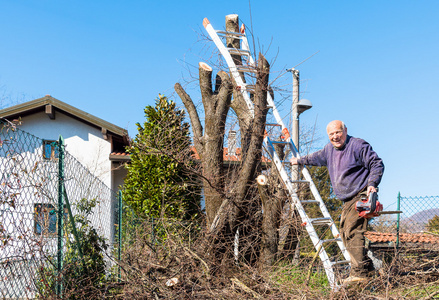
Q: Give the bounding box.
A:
[228,130,237,156]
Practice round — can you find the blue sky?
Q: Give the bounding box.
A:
[1,1,438,211]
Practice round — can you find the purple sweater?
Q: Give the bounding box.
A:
[297,136,384,201]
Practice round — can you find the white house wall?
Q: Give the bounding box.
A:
[16,111,112,188]
[112,162,127,192]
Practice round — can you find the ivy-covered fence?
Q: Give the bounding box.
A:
[0,121,132,299]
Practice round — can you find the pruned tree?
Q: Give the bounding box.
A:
[175,15,270,256]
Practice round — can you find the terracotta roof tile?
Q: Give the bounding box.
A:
[111,152,130,156]
[109,151,131,161]
[223,147,241,161]
[365,231,439,244]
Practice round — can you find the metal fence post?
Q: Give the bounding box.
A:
[118,190,122,282]
[57,135,65,298]
[396,192,401,249]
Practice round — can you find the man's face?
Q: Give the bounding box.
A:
[327,122,347,149]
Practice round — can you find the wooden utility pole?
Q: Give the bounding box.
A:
[291,68,300,183]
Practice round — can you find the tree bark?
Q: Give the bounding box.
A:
[205,52,270,236]
[175,62,232,226]
[226,53,270,235]
[174,83,203,154]
[257,175,278,267]
[226,14,253,154]
[234,53,269,196]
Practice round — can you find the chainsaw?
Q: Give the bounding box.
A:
[355,191,403,218]
[355,191,383,218]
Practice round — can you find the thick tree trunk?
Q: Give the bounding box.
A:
[207,52,270,236]
[175,62,232,226]
[272,140,290,252]
[257,175,278,267]
[226,53,270,238]
[226,14,253,154]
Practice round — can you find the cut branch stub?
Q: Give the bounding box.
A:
[199,62,214,107]
[200,62,212,71]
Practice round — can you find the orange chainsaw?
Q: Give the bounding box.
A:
[355,191,384,218]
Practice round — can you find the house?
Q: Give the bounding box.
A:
[0,95,130,191]
[0,96,131,298]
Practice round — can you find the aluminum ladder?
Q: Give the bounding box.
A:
[203,17,351,290]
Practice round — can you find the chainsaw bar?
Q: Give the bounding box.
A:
[375,210,402,215]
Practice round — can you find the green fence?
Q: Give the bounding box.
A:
[0,121,139,299]
[369,194,439,239]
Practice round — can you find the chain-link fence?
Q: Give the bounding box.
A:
[398,194,439,234]
[0,121,141,299]
[369,194,439,244]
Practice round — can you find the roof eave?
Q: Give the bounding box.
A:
[0,95,128,138]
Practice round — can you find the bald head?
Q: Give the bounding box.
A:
[326,120,348,149]
[326,120,346,132]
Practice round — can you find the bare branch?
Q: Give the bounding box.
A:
[174,82,204,153]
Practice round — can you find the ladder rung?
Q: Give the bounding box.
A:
[301,200,320,204]
[216,30,245,38]
[331,260,350,266]
[236,65,257,73]
[265,123,281,127]
[310,217,332,225]
[227,48,251,56]
[271,141,288,144]
[245,84,255,92]
[321,238,342,244]
[291,180,310,184]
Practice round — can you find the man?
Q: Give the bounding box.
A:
[290,120,384,283]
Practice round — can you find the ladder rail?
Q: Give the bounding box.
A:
[264,137,342,289]
[301,167,351,261]
[203,18,255,115]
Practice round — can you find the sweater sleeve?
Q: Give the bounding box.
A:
[297,147,328,166]
[359,140,384,188]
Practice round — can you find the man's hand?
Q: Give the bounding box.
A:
[290,157,298,165]
[367,186,377,196]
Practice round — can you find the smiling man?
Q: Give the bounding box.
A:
[290,120,384,283]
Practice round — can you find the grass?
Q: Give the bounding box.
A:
[270,259,332,297]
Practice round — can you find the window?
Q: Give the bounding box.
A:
[34,203,70,237]
[34,203,69,236]
[43,140,59,160]
[34,203,57,236]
